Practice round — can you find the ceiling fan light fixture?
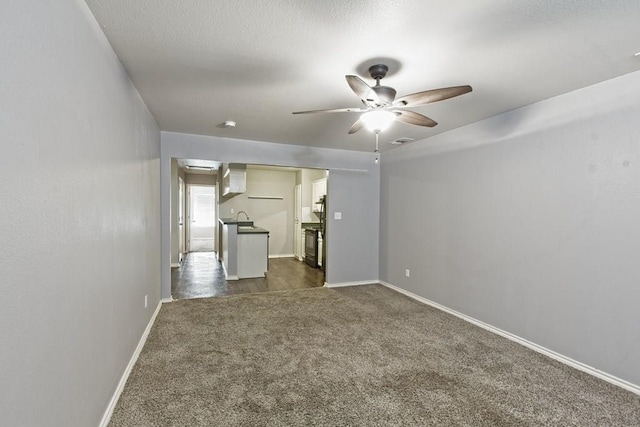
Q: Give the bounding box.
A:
[360,110,396,133]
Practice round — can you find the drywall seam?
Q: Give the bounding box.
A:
[379,281,640,396]
[99,301,163,427]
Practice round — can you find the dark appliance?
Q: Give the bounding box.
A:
[305,228,319,268]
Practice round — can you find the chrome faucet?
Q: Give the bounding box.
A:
[236,210,250,221]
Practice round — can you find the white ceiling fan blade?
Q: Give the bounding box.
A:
[348,119,364,134]
[393,110,438,127]
[345,75,379,104]
[393,85,472,108]
[292,107,367,114]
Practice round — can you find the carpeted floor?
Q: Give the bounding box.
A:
[110,285,640,426]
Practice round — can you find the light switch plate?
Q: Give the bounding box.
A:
[334,212,342,220]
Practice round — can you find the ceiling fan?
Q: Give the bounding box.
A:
[293,64,472,135]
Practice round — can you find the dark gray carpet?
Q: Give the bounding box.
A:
[110,285,640,426]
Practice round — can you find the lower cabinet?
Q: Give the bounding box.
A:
[237,233,268,278]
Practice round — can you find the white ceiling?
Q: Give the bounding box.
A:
[85,0,640,152]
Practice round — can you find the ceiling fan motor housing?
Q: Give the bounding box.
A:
[368,64,395,105]
[372,86,396,105]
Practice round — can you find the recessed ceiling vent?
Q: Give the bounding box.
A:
[389,137,414,145]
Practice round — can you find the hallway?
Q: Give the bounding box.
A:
[171,252,325,299]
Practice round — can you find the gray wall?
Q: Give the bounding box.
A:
[328,168,380,283]
[380,70,640,386]
[185,172,217,185]
[0,1,161,425]
[221,169,297,256]
[161,132,380,298]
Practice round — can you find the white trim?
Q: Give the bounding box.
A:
[268,253,295,259]
[161,297,174,303]
[378,281,640,396]
[99,300,163,427]
[170,262,180,268]
[221,261,239,281]
[325,280,377,288]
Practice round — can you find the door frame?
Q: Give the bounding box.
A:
[178,176,186,261]
[186,183,217,253]
[294,184,303,260]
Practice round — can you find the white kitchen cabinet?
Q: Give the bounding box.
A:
[237,233,268,278]
[222,164,247,197]
[311,178,327,212]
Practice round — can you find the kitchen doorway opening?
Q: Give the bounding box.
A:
[170,158,328,300]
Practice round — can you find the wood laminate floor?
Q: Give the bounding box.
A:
[171,252,325,300]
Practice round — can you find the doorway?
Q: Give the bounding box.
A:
[294,184,303,260]
[187,185,216,252]
[178,176,185,262]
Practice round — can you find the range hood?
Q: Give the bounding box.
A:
[222,163,246,197]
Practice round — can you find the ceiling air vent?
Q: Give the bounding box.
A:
[389,137,414,146]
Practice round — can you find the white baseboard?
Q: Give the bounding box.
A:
[325,280,378,288]
[161,297,174,303]
[269,253,295,259]
[378,281,640,396]
[170,262,180,268]
[99,300,163,427]
[221,262,238,281]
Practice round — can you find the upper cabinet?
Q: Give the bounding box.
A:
[311,178,327,212]
[222,163,247,197]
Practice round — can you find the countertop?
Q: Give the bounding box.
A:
[219,218,268,233]
[238,226,269,234]
[219,217,252,225]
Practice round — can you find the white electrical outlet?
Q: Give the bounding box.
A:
[334,212,342,220]
[405,269,410,278]
[144,295,148,308]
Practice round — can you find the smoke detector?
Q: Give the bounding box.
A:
[389,137,414,145]
[223,120,237,128]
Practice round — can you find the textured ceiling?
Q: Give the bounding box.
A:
[84,0,640,152]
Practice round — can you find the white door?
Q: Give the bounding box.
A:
[188,185,216,252]
[294,184,303,260]
[178,177,185,260]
